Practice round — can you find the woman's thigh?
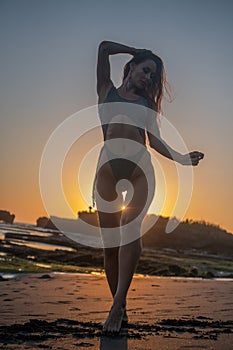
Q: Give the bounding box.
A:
[95,151,155,247]
[120,167,155,245]
[123,154,155,218]
[95,170,123,247]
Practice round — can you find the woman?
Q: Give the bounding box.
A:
[93,40,204,333]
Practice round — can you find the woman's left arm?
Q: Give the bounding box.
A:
[147,131,204,166]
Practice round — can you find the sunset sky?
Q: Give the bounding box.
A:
[1,0,233,233]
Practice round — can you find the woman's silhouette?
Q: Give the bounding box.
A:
[93,41,204,333]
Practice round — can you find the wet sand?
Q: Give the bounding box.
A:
[0,273,232,349]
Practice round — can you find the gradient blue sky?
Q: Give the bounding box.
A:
[1,0,233,233]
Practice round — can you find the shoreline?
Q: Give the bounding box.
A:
[1,251,233,279]
[1,222,233,279]
[1,270,233,281]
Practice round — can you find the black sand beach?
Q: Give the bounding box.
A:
[0,222,233,349]
[0,273,233,349]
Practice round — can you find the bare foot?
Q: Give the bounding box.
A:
[102,302,125,333]
[101,306,128,327]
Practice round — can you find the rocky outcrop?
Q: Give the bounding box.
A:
[0,210,15,224]
[77,210,98,226]
[36,217,58,230]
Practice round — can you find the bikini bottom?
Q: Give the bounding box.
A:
[104,145,147,182]
[91,145,153,208]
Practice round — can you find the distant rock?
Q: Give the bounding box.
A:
[78,210,99,226]
[36,213,233,258]
[189,267,199,277]
[205,271,215,279]
[38,274,52,279]
[0,275,7,281]
[168,264,186,275]
[36,217,48,228]
[36,217,58,230]
[0,210,15,224]
[142,215,233,258]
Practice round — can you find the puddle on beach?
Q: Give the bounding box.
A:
[0,232,5,240]
[7,239,76,252]
[0,223,74,252]
[0,228,53,238]
[0,273,18,279]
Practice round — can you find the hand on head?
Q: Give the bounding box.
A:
[134,48,153,56]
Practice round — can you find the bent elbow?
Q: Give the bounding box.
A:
[98,41,109,52]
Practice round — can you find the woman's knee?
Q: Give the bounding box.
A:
[101,225,121,248]
[122,237,142,253]
[120,214,143,246]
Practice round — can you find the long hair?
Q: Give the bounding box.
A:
[122,51,171,126]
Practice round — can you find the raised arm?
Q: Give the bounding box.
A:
[97,41,148,101]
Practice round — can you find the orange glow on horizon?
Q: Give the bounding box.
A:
[1,127,232,234]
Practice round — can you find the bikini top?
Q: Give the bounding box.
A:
[98,85,155,145]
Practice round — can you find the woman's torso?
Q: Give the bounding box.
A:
[92,85,154,206]
[98,84,149,151]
